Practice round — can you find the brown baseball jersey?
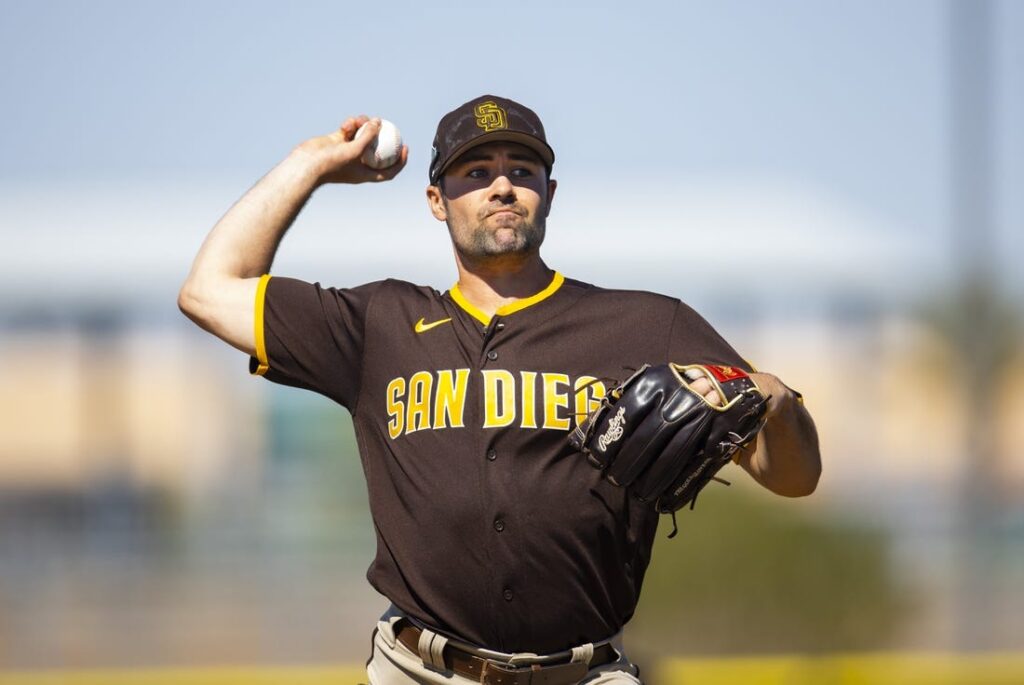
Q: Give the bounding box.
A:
[248,270,752,654]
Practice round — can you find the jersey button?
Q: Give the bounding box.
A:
[486,449,497,461]
[493,519,505,533]
[503,588,514,602]
[486,350,499,361]
[495,322,506,331]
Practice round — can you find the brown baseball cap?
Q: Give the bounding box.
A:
[429,95,555,184]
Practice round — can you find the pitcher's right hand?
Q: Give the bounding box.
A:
[293,115,409,185]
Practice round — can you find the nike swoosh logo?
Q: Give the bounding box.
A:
[414,317,452,334]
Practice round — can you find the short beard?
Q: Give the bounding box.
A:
[445,199,547,259]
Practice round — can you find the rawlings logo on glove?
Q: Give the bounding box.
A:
[597,407,627,452]
[569,363,770,538]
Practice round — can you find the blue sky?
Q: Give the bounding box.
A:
[1,0,1020,313]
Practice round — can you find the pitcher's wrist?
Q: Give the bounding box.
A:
[284,145,332,189]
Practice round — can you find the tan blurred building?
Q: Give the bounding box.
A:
[0,324,264,497]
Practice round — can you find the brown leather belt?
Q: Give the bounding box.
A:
[394,620,618,685]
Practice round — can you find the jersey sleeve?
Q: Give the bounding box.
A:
[248,274,383,411]
[664,299,755,373]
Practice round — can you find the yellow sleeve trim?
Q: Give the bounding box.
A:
[449,271,565,327]
[251,273,272,376]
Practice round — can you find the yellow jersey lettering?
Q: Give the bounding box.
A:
[406,371,433,434]
[386,377,406,440]
[542,372,571,431]
[433,368,470,429]
[519,371,538,428]
[574,376,606,429]
[387,369,606,437]
[482,369,516,428]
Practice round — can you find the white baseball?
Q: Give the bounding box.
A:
[355,119,403,169]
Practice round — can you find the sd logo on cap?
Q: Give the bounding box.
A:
[429,95,555,185]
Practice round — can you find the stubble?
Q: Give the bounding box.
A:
[445,200,547,259]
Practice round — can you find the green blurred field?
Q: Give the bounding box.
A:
[3,653,1024,685]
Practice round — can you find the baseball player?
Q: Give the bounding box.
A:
[178,95,821,684]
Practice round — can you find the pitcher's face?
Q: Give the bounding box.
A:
[428,141,556,259]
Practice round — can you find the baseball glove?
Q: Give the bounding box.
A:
[569,363,770,537]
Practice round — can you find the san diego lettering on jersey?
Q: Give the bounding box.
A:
[385,369,608,439]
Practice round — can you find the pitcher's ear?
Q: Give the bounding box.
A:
[426,184,447,221]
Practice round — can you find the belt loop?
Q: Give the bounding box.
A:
[378,604,405,650]
[570,642,595,665]
[507,650,540,666]
[430,631,449,670]
[416,626,449,670]
[377,616,400,650]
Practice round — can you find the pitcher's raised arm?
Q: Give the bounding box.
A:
[176,116,408,355]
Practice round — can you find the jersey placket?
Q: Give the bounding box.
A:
[478,314,525,644]
[442,273,570,648]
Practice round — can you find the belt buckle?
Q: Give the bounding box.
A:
[481,659,588,685]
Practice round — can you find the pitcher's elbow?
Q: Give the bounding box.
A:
[177,283,205,323]
[784,460,821,497]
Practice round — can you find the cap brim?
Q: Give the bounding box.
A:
[434,131,555,182]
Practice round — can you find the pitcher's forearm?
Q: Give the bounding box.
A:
[740,373,821,497]
[183,149,322,288]
[752,398,821,496]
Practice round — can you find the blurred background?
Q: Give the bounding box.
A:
[1,0,1022,682]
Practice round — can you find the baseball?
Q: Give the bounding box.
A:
[355,119,403,169]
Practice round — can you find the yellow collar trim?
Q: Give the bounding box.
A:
[450,271,565,326]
